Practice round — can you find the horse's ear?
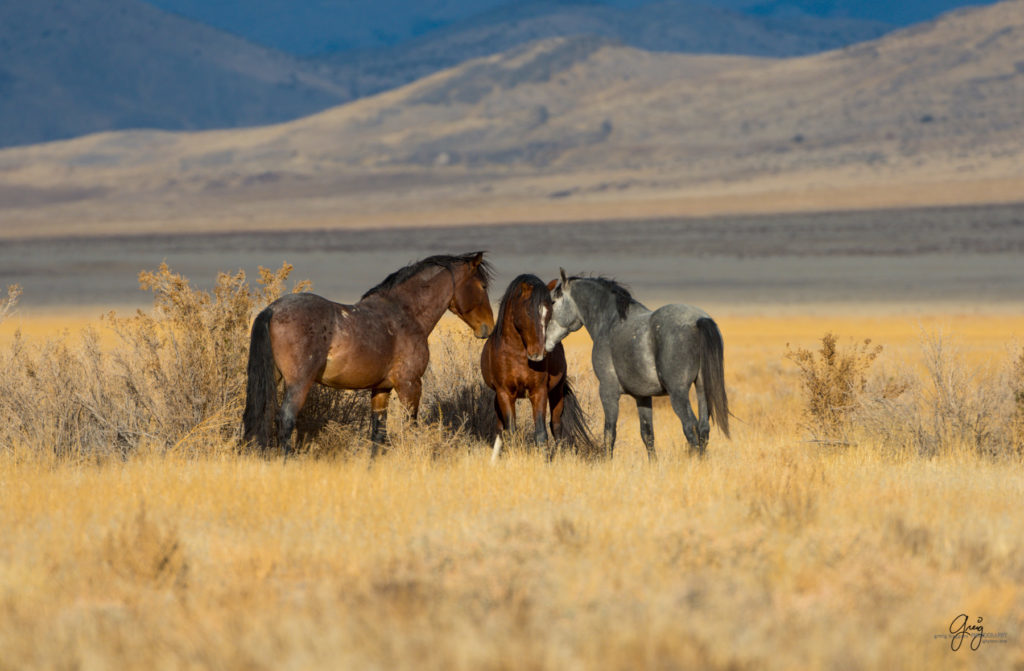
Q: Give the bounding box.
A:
[470,251,485,267]
[546,279,558,292]
[559,268,568,284]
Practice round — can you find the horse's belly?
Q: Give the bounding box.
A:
[618,373,663,398]
[319,344,392,389]
[610,329,663,397]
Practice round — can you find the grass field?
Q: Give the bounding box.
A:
[2,301,1023,669]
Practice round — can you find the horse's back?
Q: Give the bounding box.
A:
[266,291,343,317]
[650,303,710,330]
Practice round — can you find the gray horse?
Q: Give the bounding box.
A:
[543,270,729,460]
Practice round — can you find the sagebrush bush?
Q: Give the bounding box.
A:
[421,328,497,443]
[785,333,882,442]
[0,284,20,324]
[0,263,311,458]
[1012,347,1024,457]
[852,332,1018,458]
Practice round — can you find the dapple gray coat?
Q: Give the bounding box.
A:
[544,271,729,459]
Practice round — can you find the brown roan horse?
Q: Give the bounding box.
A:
[243,252,494,457]
[481,274,594,462]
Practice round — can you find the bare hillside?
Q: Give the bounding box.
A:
[315,0,891,98]
[1,1,1022,237]
[0,0,351,148]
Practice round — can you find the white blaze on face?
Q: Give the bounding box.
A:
[538,304,550,346]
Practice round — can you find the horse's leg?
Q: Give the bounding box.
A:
[278,377,316,460]
[528,386,552,461]
[394,377,422,422]
[598,383,620,460]
[694,374,710,451]
[668,383,703,455]
[369,388,391,459]
[635,395,657,462]
[491,388,516,463]
[548,381,565,444]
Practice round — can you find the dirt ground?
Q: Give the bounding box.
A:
[2,202,1022,315]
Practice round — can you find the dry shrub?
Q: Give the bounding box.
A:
[857,332,1018,458]
[1012,347,1024,457]
[0,263,311,459]
[0,284,20,323]
[785,333,882,442]
[292,386,371,458]
[420,327,496,444]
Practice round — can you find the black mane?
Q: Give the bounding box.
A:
[570,275,637,320]
[493,274,550,335]
[362,252,493,299]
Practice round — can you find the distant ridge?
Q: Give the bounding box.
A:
[0,0,352,148]
[2,0,894,148]
[312,0,892,100]
[1,1,1022,237]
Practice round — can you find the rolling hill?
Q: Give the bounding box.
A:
[313,0,892,99]
[1,0,1022,237]
[0,0,353,148]
[2,0,896,148]
[143,0,997,56]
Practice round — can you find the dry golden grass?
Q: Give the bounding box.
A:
[2,301,1024,669]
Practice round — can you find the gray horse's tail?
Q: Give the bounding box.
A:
[242,307,277,449]
[560,378,599,456]
[697,317,730,438]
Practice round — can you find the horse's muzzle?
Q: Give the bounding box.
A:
[476,324,492,339]
[527,352,545,362]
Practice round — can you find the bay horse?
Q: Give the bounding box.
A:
[481,274,594,463]
[543,270,729,460]
[243,252,494,458]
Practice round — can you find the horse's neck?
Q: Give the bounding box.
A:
[573,285,622,338]
[496,303,526,349]
[384,266,454,333]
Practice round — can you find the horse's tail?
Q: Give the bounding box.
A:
[560,378,599,456]
[242,307,277,448]
[696,317,730,438]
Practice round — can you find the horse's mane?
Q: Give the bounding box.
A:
[569,275,637,320]
[362,252,493,299]
[493,274,549,335]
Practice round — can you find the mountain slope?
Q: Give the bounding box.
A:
[1,0,1022,236]
[143,0,996,56]
[0,0,352,148]
[144,0,515,54]
[239,0,1024,175]
[315,0,892,98]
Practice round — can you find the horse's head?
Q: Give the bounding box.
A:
[545,268,583,353]
[449,251,494,339]
[509,277,551,362]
